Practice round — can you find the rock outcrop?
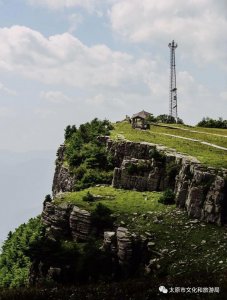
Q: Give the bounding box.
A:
[42,203,92,241]
[51,139,227,226]
[107,140,227,225]
[52,145,75,196]
[70,206,92,241]
[42,202,72,240]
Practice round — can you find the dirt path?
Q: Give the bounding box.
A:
[158,132,227,151]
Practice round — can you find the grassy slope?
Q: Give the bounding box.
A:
[111,122,227,169]
[54,186,227,282]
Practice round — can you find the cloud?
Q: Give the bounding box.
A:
[27,0,99,11]
[0,25,156,91]
[0,25,225,128]
[0,82,16,95]
[68,13,84,33]
[109,0,227,66]
[40,90,72,104]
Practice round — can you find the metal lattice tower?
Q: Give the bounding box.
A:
[168,40,178,121]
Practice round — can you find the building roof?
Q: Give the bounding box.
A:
[132,110,151,119]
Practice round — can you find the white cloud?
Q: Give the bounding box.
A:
[41,90,72,104]
[109,0,227,66]
[27,0,99,11]
[0,25,156,91]
[0,82,16,95]
[68,13,84,33]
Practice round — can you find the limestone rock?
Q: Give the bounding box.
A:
[42,202,72,240]
[69,206,92,241]
[52,144,75,196]
[102,231,116,253]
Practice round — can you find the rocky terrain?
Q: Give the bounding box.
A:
[27,135,225,287]
[52,138,227,226]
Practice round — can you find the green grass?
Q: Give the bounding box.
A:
[111,122,227,169]
[54,186,227,283]
[54,186,166,219]
[152,124,227,148]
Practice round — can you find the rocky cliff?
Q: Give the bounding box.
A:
[107,139,227,225]
[52,138,227,225]
[52,145,75,196]
[41,202,148,278]
[33,137,227,285]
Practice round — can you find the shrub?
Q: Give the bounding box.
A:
[156,114,184,124]
[43,194,52,208]
[0,217,45,288]
[74,165,86,180]
[126,163,138,175]
[149,147,166,163]
[197,117,227,129]
[82,192,95,202]
[158,189,175,205]
[91,204,114,234]
[65,119,115,190]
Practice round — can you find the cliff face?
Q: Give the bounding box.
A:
[52,139,227,225]
[33,137,227,285]
[107,140,227,225]
[42,201,92,242]
[52,145,75,196]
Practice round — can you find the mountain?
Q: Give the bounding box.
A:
[0,119,226,299]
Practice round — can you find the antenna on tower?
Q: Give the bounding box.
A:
[168,40,178,122]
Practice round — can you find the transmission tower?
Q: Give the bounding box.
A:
[168,40,178,121]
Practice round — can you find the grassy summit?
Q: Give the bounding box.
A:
[111,122,227,169]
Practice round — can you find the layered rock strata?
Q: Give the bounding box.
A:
[52,145,75,196]
[52,139,227,225]
[70,206,92,241]
[42,203,92,241]
[107,140,227,225]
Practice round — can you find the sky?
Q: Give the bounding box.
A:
[0,0,226,242]
[0,0,226,152]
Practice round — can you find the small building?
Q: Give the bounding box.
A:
[131,110,151,129]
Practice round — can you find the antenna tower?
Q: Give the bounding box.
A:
[168,40,178,121]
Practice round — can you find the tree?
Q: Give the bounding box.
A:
[197,117,227,129]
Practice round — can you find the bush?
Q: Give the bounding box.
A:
[149,147,166,163]
[74,170,113,191]
[156,114,184,124]
[126,163,138,175]
[0,217,45,288]
[82,192,95,202]
[91,204,114,234]
[158,189,175,205]
[65,119,114,190]
[197,117,227,129]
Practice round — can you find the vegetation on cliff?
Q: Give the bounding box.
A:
[0,217,44,288]
[52,186,227,296]
[64,118,114,190]
[1,118,227,299]
[111,121,227,168]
